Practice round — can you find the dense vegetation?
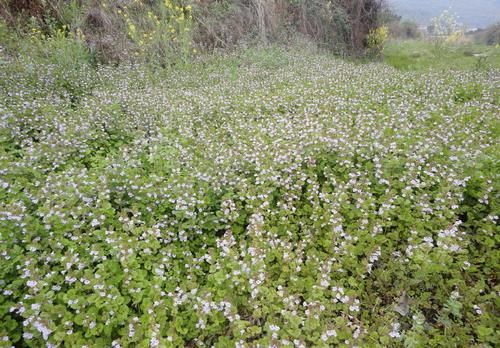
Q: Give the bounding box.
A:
[0,0,384,62]
[1,43,499,346]
[0,1,499,347]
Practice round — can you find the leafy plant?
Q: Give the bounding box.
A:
[366,25,389,58]
[0,42,498,346]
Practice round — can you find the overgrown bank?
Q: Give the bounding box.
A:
[1,0,385,64]
[1,1,499,347]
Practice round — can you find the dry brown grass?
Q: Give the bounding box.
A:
[81,5,130,63]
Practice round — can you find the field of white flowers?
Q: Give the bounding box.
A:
[0,49,498,347]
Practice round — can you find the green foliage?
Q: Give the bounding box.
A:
[366,25,389,58]
[0,19,16,52]
[0,43,498,346]
[23,21,90,69]
[297,0,353,54]
[118,0,194,67]
[453,83,483,102]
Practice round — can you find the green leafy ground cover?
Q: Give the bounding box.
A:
[0,48,499,347]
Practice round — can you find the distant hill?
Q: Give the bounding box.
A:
[387,0,500,28]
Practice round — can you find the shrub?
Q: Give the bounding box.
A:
[428,10,465,50]
[297,0,352,54]
[23,21,89,67]
[389,20,421,39]
[0,0,82,34]
[483,24,500,45]
[337,0,383,51]
[81,5,130,64]
[114,0,193,66]
[191,0,254,51]
[472,23,500,46]
[365,25,388,57]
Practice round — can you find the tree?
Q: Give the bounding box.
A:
[428,10,463,37]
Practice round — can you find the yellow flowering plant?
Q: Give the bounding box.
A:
[23,19,89,70]
[118,0,193,66]
[366,25,389,57]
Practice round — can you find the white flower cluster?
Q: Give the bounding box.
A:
[0,49,497,346]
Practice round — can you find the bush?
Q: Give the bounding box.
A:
[0,0,82,34]
[296,0,352,54]
[483,24,500,45]
[428,10,465,46]
[389,20,421,39]
[81,5,130,64]
[22,21,89,67]
[472,23,500,46]
[191,0,254,51]
[2,0,385,61]
[117,0,193,66]
[365,25,388,57]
